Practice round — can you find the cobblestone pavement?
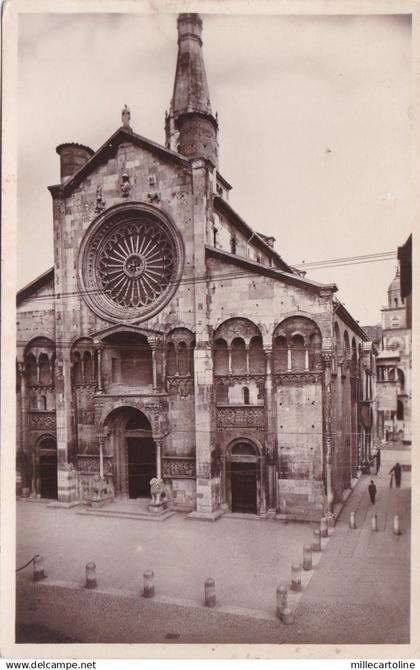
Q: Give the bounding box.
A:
[15,448,410,644]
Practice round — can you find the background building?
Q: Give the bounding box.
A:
[16,13,370,520]
[367,237,412,446]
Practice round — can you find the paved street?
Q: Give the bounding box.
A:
[16,448,410,644]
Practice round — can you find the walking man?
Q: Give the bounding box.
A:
[368,480,377,505]
[389,462,402,488]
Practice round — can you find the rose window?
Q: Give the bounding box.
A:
[78,205,184,324]
[98,222,175,309]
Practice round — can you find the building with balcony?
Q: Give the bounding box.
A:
[374,257,412,445]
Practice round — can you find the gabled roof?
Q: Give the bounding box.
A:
[17,267,54,307]
[206,245,337,295]
[48,127,191,198]
[213,196,294,274]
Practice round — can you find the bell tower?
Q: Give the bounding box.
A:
[165,13,218,167]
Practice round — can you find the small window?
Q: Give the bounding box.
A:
[242,387,250,405]
[148,175,156,187]
[213,226,218,247]
[230,237,237,254]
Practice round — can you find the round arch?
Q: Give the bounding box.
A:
[223,437,264,515]
[35,433,57,499]
[102,406,156,498]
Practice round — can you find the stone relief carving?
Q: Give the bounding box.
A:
[147,192,161,205]
[162,458,196,479]
[274,372,322,386]
[217,406,264,428]
[167,377,194,397]
[120,172,131,198]
[94,185,106,214]
[77,455,113,476]
[30,412,56,430]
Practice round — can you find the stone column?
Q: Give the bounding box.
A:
[155,437,162,479]
[149,337,159,391]
[287,344,292,371]
[304,346,309,371]
[95,344,104,392]
[336,356,345,486]
[220,455,227,509]
[322,351,334,515]
[98,435,105,479]
[245,344,250,374]
[264,346,276,514]
[259,455,267,515]
[17,362,30,496]
[190,159,222,520]
[227,346,232,375]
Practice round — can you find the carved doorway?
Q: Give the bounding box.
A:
[104,407,157,498]
[226,440,260,515]
[38,437,57,499]
[231,462,257,514]
[127,437,156,498]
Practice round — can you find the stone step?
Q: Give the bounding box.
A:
[76,508,176,522]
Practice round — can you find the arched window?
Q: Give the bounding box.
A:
[38,354,50,385]
[231,338,246,374]
[214,339,228,375]
[26,354,38,386]
[178,341,189,376]
[291,334,305,371]
[242,387,250,405]
[249,336,265,373]
[309,332,322,370]
[38,395,47,411]
[83,351,93,382]
[394,298,398,307]
[166,342,177,376]
[397,400,404,421]
[397,368,405,392]
[273,336,288,373]
[73,352,82,384]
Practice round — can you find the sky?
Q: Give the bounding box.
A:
[17,11,413,325]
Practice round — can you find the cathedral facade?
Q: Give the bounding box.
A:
[16,13,370,520]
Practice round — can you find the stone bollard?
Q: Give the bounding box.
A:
[393,514,401,535]
[349,511,357,529]
[290,563,302,592]
[320,517,328,538]
[33,555,45,581]
[312,529,321,552]
[303,544,312,571]
[276,584,294,624]
[276,583,288,617]
[204,578,216,607]
[85,562,97,589]
[371,514,378,532]
[143,569,155,598]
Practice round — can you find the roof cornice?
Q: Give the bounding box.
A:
[334,301,368,341]
[17,267,55,306]
[206,246,337,295]
[49,127,191,197]
[213,196,293,273]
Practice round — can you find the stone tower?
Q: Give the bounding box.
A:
[165,13,219,167]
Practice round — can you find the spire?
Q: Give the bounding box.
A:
[166,13,218,166]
